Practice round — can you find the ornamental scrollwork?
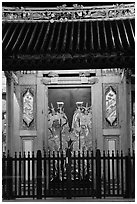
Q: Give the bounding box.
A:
[2,3,135,22]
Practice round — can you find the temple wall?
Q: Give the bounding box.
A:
[7,69,133,154]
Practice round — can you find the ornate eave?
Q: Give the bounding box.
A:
[2,3,135,22]
[2,3,135,71]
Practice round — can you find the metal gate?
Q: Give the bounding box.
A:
[2,149,135,200]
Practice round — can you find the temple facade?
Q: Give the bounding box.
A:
[2,3,135,156]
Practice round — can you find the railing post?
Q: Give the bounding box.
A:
[125,151,132,198]
[6,151,14,199]
[96,149,101,198]
[2,152,6,199]
[37,150,42,199]
[132,150,135,198]
[66,148,72,199]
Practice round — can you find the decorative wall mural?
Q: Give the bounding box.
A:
[104,85,118,127]
[21,86,36,130]
[48,101,92,151]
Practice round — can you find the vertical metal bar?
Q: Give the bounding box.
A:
[87,151,89,196]
[2,152,6,199]
[112,151,115,196]
[48,151,51,196]
[19,152,21,197]
[132,150,135,198]
[103,151,106,198]
[36,150,42,199]
[91,150,94,197]
[32,151,35,199]
[78,151,81,196]
[61,151,64,197]
[57,151,60,192]
[23,152,26,196]
[14,152,17,197]
[53,151,55,194]
[116,150,119,196]
[74,151,76,196]
[82,151,85,195]
[28,152,30,197]
[44,151,47,199]
[96,149,101,199]
[6,152,13,199]
[121,151,124,196]
[108,151,110,195]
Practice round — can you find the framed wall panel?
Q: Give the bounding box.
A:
[20,85,36,130]
[103,84,119,129]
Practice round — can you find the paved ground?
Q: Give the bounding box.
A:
[3,197,135,202]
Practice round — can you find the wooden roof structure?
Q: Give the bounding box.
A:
[2,3,135,71]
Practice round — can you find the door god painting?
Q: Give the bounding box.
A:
[48,101,92,151]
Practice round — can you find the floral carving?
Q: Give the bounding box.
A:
[2,3,135,22]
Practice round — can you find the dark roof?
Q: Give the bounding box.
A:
[2,19,135,70]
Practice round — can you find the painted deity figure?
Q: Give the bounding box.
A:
[48,102,70,151]
[71,102,92,151]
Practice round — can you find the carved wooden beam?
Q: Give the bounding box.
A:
[2,3,135,22]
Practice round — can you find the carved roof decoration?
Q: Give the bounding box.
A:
[2,3,135,22]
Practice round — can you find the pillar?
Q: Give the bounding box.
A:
[6,77,14,156]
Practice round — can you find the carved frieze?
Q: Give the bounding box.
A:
[3,3,135,22]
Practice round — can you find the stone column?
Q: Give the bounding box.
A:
[44,86,49,151]
[6,76,14,156]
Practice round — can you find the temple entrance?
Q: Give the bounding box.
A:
[48,87,92,151]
